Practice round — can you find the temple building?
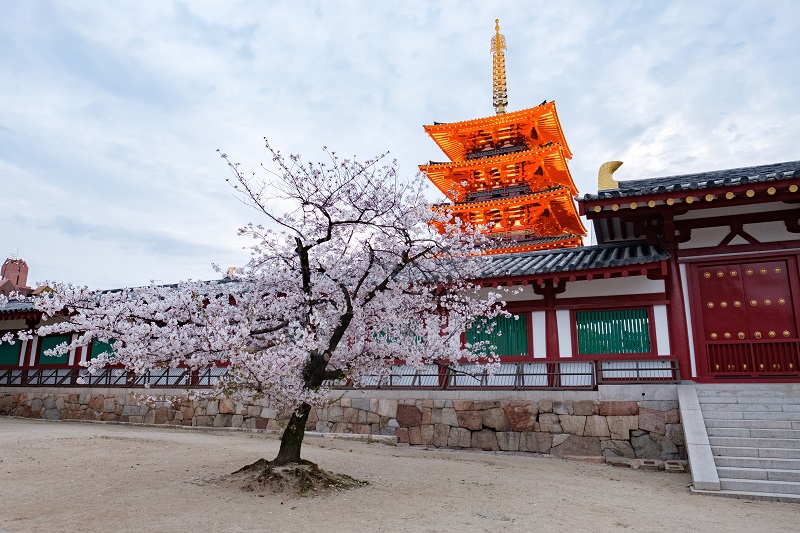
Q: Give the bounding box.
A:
[420,20,585,254]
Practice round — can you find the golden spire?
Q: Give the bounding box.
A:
[491,19,508,115]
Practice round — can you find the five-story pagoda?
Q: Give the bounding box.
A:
[420,20,585,254]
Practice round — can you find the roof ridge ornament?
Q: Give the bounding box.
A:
[598,161,623,190]
[491,19,508,115]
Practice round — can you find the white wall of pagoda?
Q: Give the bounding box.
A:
[556,309,572,358]
[653,304,671,356]
[531,311,547,358]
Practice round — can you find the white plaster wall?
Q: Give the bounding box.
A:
[653,304,670,356]
[679,263,697,378]
[531,311,546,358]
[478,285,544,302]
[743,221,800,244]
[679,226,730,249]
[561,276,665,298]
[556,309,572,357]
[674,202,797,221]
[27,336,39,366]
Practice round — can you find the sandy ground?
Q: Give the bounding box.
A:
[0,418,797,533]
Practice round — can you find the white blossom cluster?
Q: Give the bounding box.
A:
[4,144,507,410]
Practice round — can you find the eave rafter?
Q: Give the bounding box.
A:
[580,181,800,217]
[420,143,577,201]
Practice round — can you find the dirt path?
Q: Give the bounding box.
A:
[0,417,796,532]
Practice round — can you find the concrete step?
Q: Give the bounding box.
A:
[697,395,800,404]
[700,409,800,421]
[717,466,800,482]
[714,455,800,470]
[712,445,800,459]
[709,436,800,449]
[696,385,800,394]
[703,418,798,430]
[698,402,787,412]
[707,427,800,439]
[719,477,800,495]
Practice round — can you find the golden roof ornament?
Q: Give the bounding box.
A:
[598,161,623,190]
[491,19,508,115]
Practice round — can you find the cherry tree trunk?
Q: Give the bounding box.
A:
[272,402,312,466]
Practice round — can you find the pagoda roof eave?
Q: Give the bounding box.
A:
[423,100,573,162]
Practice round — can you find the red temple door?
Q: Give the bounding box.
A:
[695,259,800,379]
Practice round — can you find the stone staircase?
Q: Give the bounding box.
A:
[694,384,800,501]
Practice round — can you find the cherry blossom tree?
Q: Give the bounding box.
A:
[6,142,505,466]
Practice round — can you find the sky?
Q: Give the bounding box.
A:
[1,0,798,289]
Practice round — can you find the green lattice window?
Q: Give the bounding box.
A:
[467,315,528,358]
[576,309,651,355]
[38,335,72,365]
[0,339,21,366]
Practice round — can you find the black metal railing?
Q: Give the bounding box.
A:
[0,359,680,390]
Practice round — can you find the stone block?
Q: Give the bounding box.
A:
[665,408,681,425]
[552,433,570,447]
[607,416,639,440]
[43,408,60,420]
[520,431,553,453]
[307,408,319,424]
[599,401,639,416]
[552,401,571,415]
[396,404,423,427]
[558,415,586,436]
[496,432,520,451]
[231,415,244,428]
[219,398,236,415]
[377,399,398,418]
[474,400,501,410]
[472,429,499,451]
[538,399,553,413]
[216,414,234,427]
[316,421,330,433]
[207,401,219,416]
[433,400,446,408]
[144,410,156,425]
[88,395,104,412]
[456,410,483,431]
[343,407,359,424]
[409,426,422,445]
[328,404,343,421]
[340,397,351,408]
[448,427,472,448]
[503,402,537,431]
[43,396,56,409]
[584,416,610,437]
[55,397,65,410]
[351,398,370,411]
[481,408,509,431]
[154,408,169,424]
[367,411,380,424]
[31,398,44,411]
[420,424,434,445]
[395,427,409,443]
[433,424,450,447]
[601,439,636,458]
[538,413,561,433]
[452,400,474,411]
[631,431,661,459]
[550,435,602,457]
[666,423,685,446]
[183,407,195,420]
[639,408,666,435]
[573,400,599,416]
[247,405,261,418]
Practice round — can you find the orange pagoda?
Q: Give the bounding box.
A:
[420,20,585,254]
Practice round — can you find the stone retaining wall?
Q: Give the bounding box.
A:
[0,386,685,460]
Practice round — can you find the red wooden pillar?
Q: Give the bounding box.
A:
[663,214,693,380]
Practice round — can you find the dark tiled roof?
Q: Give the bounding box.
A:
[583,161,800,201]
[478,242,669,279]
[0,300,36,314]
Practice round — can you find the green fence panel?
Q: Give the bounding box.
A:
[576,308,651,355]
[467,314,528,357]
